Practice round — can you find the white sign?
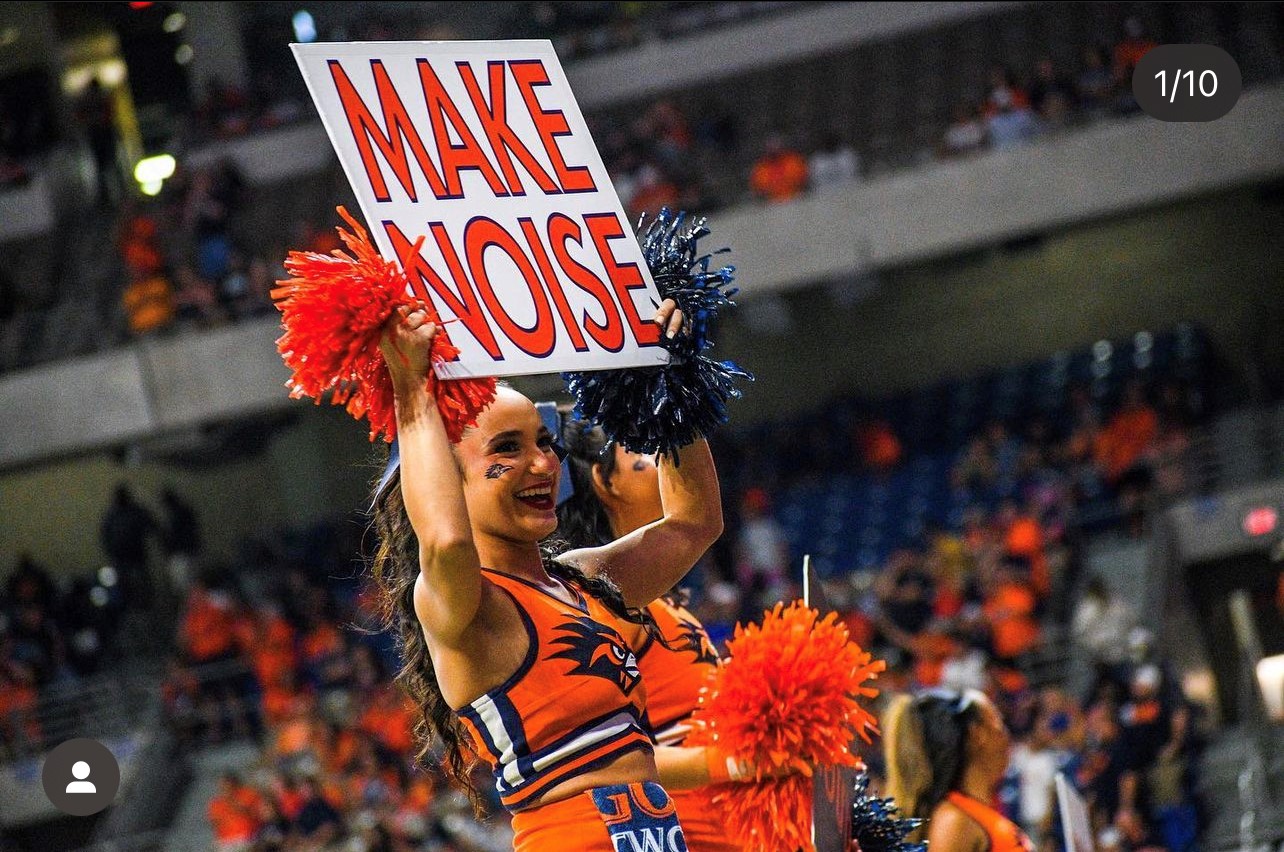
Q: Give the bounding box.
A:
[292,40,669,379]
[1056,773,1095,852]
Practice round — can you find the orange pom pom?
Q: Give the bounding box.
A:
[687,600,886,852]
[272,206,495,443]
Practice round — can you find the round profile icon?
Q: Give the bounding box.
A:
[42,738,121,816]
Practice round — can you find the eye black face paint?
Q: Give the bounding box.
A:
[486,463,514,480]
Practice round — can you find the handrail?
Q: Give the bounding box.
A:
[1,665,164,761]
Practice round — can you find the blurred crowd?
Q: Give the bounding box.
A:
[598,15,1159,217]
[939,18,1157,159]
[115,158,295,338]
[0,484,200,759]
[165,563,513,851]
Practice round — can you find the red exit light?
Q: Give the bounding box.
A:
[1243,506,1279,537]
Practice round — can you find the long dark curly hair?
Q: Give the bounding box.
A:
[369,459,663,810]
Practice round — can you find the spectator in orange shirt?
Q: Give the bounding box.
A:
[359,684,416,756]
[983,561,1041,663]
[1113,17,1157,115]
[299,618,352,693]
[855,418,903,473]
[274,708,337,787]
[1113,17,1157,82]
[179,577,239,665]
[750,135,809,203]
[1094,381,1158,484]
[123,272,175,336]
[119,212,163,279]
[179,577,265,743]
[208,773,264,852]
[1000,501,1049,599]
[247,605,296,684]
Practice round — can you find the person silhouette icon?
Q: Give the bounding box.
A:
[66,761,96,794]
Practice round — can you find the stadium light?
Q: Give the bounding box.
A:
[293,10,317,43]
[135,154,176,196]
[1258,655,1284,721]
[98,59,127,87]
[134,153,176,185]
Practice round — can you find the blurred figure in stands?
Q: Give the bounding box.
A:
[1113,664,1173,846]
[736,487,789,612]
[9,600,64,687]
[1076,45,1116,120]
[292,775,344,849]
[0,632,42,757]
[854,417,903,474]
[1096,380,1158,484]
[177,573,262,743]
[808,129,860,190]
[160,487,202,593]
[876,551,937,643]
[1096,380,1158,533]
[100,484,159,611]
[750,135,809,203]
[1071,576,1137,673]
[207,771,265,852]
[941,100,987,158]
[1029,57,1077,129]
[122,270,176,337]
[173,264,223,328]
[984,66,1030,117]
[1146,703,1203,852]
[985,88,1041,151]
[5,554,58,619]
[1113,17,1157,103]
[626,161,680,222]
[76,79,119,205]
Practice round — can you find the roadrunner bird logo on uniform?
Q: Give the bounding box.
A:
[548,616,642,695]
[675,617,720,666]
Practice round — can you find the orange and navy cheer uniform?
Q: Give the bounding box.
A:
[634,599,720,743]
[632,598,738,852]
[946,791,1035,852]
[456,569,687,851]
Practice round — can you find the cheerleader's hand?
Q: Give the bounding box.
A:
[654,297,685,340]
[381,301,438,390]
[706,748,811,783]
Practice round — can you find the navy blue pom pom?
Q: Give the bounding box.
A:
[637,209,739,358]
[850,771,926,852]
[563,209,752,458]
